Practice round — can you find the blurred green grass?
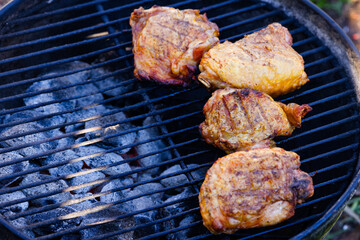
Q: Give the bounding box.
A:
[312,0,350,14]
[310,1,360,239]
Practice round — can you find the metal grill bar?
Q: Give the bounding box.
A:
[0,53,131,90]
[89,207,201,240]
[223,18,295,41]
[208,2,266,21]
[17,170,348,240]
[218,10,282,31]
[232,213,323,240]
[308,67,343,80]
[0,0,359,240]
[309,159,355,176]
[292,129,360,152]
[300,46,328,57]
[0,100,202,163]
[138,220,202,240]
[280,77,348,102]
[10,176,202,225]
[307,89,354,106]
[0,31,131,66]
[7,0,108,25]
[280,115,359,143]
[0,77,136,116]
[0,116,199,175]
[0,29,330,107]
[0,42,129,78]
[0,85,192,135]
[304,56,335,68]
[301,143,359,164]
[94,212,199,240]
[0,53,342,132]
[1,147,208,210]
[4,152,354,237]
[0,0,152,40]
[0,76,352,161]
[292,36,317,47]
[312,174,352,189]
[0,18,124,53]
[0,0,239,53]
[23,180,202,235]
[34,193,199,240]
[297,191,343,209]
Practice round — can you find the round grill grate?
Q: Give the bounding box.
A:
[0,0,359,239]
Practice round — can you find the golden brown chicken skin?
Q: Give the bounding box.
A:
[198,23,309,97]
[199,147,314,234]
[199,88,312,153]
[130,6,219,86]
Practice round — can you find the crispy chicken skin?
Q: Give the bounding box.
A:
[130,6,219,86]
[199,147,314,234]
[198,23,309,97]
[199,88,312,153]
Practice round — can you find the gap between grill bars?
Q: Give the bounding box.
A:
[0,0,359,240]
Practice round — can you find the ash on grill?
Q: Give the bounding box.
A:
[0,61,207,239]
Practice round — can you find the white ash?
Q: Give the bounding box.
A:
[80,204,135,240]
[136,173,152,182]
[10,217,36,239]
[117,188,159,219]
[133,183,164,201]
[4,110,66,138]
[0,151,29,186]
[75,145,131,176]
[91,67,134,97]
[164,189,192,215]
[23,79,74,115]
[132,214,159,239]
[42,61,92,82]
[55,135,75,149]
[64,104,107,133]
[172,215,196,240]
[160,164,205,191]
[85,110,137,154]
[42,149,83,178]
[99,176,134,203]
[2,110,69,153]
[0,59,207,238]
[70,193,99,211]
[0,191,28,213]
[60,234,81,240]
[69,171,106,194]
[0,122,55,157]
[70,82,104,108]
[25,206,81,237]
[100,179,126,204]
[26,61,103,109]
[20,173,72,207]
[135,117,172,175]
[4,110,65,127]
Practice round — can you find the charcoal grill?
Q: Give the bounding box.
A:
[0,0,360,239]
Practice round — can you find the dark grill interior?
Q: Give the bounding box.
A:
[0,0,359,239]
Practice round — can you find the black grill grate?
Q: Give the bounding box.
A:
[0,0,359,239]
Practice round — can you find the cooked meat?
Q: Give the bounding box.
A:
[130,6,219,86]
[199,147,314,234]
[199,88,312,153]
[198,23,309,97]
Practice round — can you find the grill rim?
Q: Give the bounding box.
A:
[0,0,360,239]
[272,1,360,238]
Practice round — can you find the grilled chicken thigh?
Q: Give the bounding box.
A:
[198,23,308,97]
[200,88,312,153]
[130,6,219,86]
[199,147,314,234]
